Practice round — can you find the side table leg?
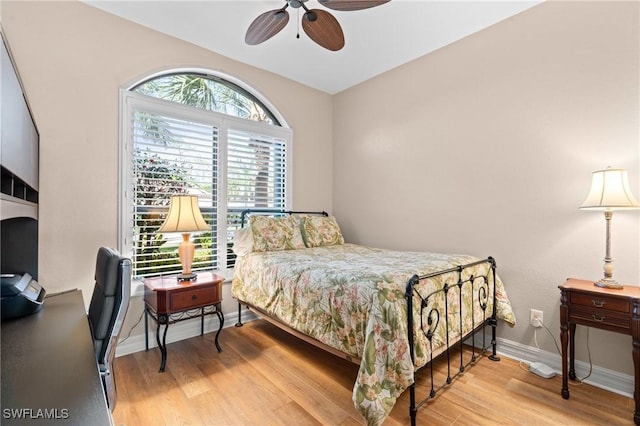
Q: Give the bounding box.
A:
[631,300,640,425]
[201,307,205,336]
[156,315,169,372]
[560,289,570,399]
[569,323,576,381]
[145,308,149,351]
[214,307,224,353]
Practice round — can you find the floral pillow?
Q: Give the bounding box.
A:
[249,215,306,252]
[301,215,344,247]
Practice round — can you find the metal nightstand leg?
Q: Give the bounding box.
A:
[156,314,169,372]
[214,307,224,352]
[144,308,149,351]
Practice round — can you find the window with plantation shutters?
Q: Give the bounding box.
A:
[120,72,291,280]
[227,129,286,209]
[128,108,218,278]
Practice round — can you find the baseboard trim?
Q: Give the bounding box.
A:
[495,336,633,398]
[116,318,634,399]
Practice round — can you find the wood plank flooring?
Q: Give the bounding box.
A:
[112,320,635,425]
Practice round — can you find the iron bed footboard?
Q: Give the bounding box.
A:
[405,256,500,426]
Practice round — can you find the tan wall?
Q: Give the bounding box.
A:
[333,1,640,374]
[0,0,333,321]
[2,0,639,376]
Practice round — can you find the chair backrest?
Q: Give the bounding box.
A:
[88,247,131,365]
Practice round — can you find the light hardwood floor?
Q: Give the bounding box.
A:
[112,320,635,425]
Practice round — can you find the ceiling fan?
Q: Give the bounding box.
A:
[245,0,390,51]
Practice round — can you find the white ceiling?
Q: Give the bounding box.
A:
[84,0,541,94]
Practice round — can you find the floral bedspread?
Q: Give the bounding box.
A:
[232,244,516,425]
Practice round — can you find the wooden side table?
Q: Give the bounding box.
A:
[144,271,225,372]
[559,277,640,425]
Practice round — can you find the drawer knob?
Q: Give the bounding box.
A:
[192,295,198,300]
[592,300,605,308]
[592,314,606,322]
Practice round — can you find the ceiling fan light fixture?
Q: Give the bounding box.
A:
[246,0,390,51]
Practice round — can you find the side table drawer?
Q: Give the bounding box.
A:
[170,285,220,311]
[570,292,630,313]
[570,306,630,331]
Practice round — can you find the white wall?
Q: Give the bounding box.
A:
[333,1,639,375]
[0,0,333,332]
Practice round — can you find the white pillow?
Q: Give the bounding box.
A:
[232,227,254,256]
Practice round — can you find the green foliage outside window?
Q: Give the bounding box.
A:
[134,152,189,276]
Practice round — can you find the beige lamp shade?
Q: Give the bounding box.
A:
[580,167,640,210]
[157,195,208,281]
[158,195,209,233]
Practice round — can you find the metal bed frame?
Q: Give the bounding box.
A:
[234,209,501,426]
[405,257,500,426]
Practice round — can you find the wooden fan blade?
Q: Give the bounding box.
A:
[245,9,289,45]
[318,0,390,12]
[302,9,345,51]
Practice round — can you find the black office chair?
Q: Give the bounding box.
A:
[88,247,131,412]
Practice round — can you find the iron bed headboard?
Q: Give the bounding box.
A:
[239,209,328,228]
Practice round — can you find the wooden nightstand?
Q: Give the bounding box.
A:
[559,278,640,425]
[144,271,225,372]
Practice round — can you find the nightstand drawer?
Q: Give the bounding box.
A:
[570,292,630,313]
[170,285,219,310]
[570,306,629,330]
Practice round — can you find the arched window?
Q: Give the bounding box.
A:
[133,72,279,124]
[120,71,291,279]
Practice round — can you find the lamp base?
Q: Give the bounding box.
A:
[594,278,623,289]
[176,273,197,282]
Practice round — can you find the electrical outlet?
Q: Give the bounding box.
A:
[530,309,543,328]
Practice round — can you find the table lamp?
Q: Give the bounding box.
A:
[580,167,640,288]
[158,195,209,282]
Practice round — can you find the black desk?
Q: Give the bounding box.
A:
[1,290,112,425]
